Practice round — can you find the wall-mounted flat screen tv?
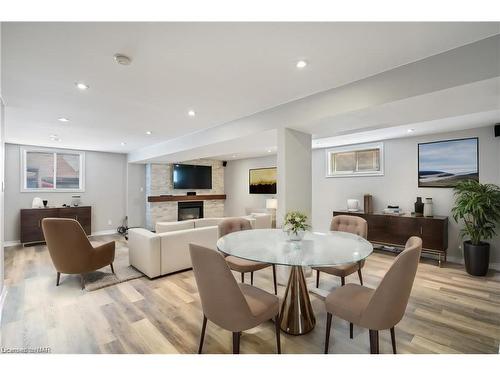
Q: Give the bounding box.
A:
[173,164,212,189]
[249,167,277,194]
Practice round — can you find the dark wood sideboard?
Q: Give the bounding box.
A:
[333,211,448,266]
[21,206,92,245]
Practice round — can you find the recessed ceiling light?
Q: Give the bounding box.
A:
[75,82,89,90]
[120,142,126,146]
[49,134,60,141]
[146,131,152,135]
[296,60,308,69]
[407,128,415,133]
[114,53,132,66]
[58,117,69,122]
[231,155,236,158]
[188,110,196,117]
[267,149,272,153]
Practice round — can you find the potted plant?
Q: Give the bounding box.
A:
[283,211,310,241]
[452,179,500,276]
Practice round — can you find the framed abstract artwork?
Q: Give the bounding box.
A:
[249,167,277,194]
[418,138,479,188]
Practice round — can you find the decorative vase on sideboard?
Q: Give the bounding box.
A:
[423,198,433,217]
[414,197,424,216]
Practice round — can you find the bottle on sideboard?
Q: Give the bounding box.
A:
[414,197,424,216]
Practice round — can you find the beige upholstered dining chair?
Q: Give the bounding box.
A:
[219,218,277,295]
[313,215,368,288]
[189,244,281,354]
[324,236,422,354]
[42,218,115,289]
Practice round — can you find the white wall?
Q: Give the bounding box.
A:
[312,125,500,265]
[0,21,5,309]
[224,155,277,217]
[126,163,146,228]
[4,143,128,242]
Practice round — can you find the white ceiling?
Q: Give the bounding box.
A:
[2,22,499,155]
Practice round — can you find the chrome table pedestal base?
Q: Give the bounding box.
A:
[280,266,316,335]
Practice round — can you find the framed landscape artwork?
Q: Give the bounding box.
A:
[418,138,479,188]
[249,167,277,194]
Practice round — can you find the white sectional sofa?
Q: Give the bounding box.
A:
[128,213,272,278]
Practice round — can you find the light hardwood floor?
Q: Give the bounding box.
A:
[1,234,499,354]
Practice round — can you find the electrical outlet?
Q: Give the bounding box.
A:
[108,219,112,225]
[140,187,144,192]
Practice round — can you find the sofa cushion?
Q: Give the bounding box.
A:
[156,220,195,233]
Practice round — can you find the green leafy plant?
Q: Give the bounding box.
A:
[452,179,500,245]
[283,211,310,235]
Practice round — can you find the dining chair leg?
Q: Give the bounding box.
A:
[349,322,353,339]
[80,274,85,290]
[198,315,208,354]
[357,268,363,285]
[250,271,254,285]
[274,314,281,354]
[110,263,115,274]
[341,276,345,286]
[390,327,397,354]
[272,265,277,295]
[324,313,332,354]
[241,273,245,283]
[56,272,61,286]
[369,330,379,354]
[316,270,320,288]
[232,332,241,354]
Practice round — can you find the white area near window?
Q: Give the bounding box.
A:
[20,147,85,192]
[326,142,384,177]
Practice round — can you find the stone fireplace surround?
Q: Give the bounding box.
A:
[145,159,224,230]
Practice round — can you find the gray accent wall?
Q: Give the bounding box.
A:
[312,125,500,266]
[126,163,146,228]
[4,143,128,242]
[224,155,277,217]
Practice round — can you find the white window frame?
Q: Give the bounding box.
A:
[20,146,85,192]
[326,142,384,178]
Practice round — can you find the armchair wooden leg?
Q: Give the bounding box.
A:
[241,273,245,283]
[341,276,345,286]
[274,314,281,354]
[80,274,85,290]
[316,270,320,288]
[272,265,277,295]
[390,327,397,354]
[324,313,332,354]
[110,263,115,274]
[198,315,208,354]
[349,322,353,339]
[232,332,241,354]
[250,271,254,285]
[357,269,363,285]
[56,272,61,286]
[369,330,379,354]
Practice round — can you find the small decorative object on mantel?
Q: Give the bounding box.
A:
[283,211,310,241]
[43,200,48,208]
[32,197,44,208]
[363,194,373,214]
[414,197,424,216]
[71,195,81,207]
[423,198,433,217]
[347,199,360,212]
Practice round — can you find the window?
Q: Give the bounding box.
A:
[21,147,85,192]
[326,142,384,177]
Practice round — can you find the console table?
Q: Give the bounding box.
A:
[333,211,448,266]
[21,206,92,245]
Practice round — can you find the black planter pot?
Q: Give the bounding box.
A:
[463,241,490,276]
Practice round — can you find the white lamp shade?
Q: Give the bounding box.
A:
[266,198,278,209]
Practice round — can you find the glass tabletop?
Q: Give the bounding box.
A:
[216,229,373,267]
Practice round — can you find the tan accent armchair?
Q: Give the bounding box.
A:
[189,244,281,354]
[313,215,368,288]
[219,218,277,295]
[324,236,422,354]
[42,218,115,289]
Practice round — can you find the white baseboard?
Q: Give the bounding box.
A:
[0,286,7,326]
[3,230,118,248]
[90,229,118,237]
[447,255,500,271]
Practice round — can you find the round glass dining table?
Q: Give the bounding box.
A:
[217,229,373,335]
